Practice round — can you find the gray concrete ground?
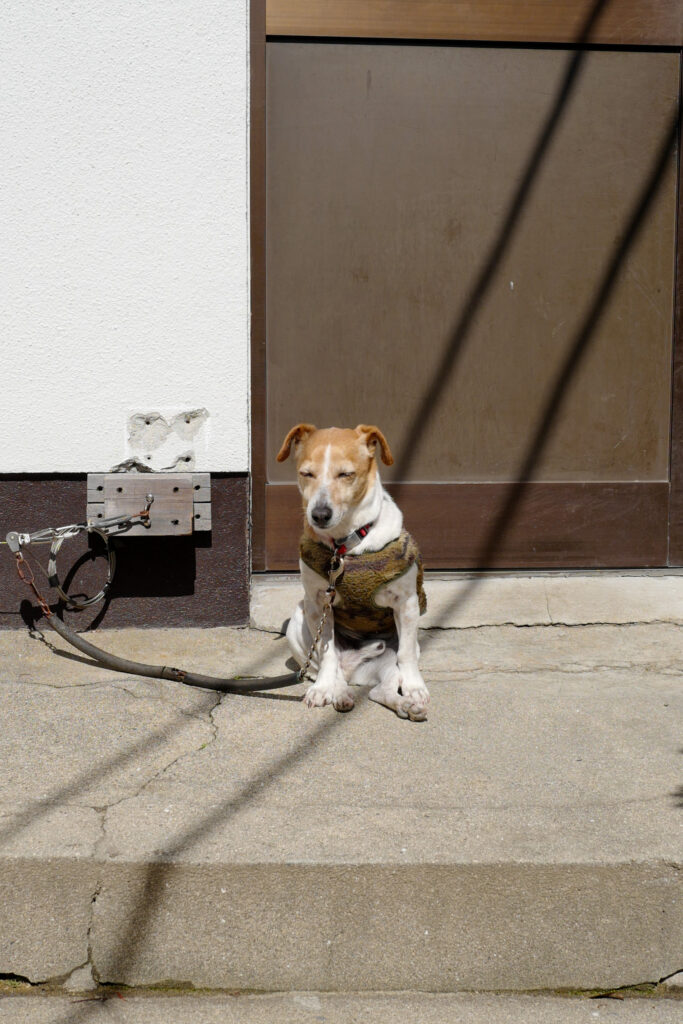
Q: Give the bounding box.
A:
[0,599,681,993]
[0,991,682,1024]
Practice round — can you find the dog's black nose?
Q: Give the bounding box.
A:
[311,505,333,527]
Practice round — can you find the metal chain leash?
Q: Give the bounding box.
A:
[13,548,54,619]
[297,597,333,682]
[297,552,346,682]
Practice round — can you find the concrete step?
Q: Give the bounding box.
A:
[250,571,683,632]
[0,990,682,1023]
[0,619,681,993]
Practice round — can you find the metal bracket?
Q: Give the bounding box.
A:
[86,473,211,537]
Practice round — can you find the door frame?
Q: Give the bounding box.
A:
[250,0,268,570]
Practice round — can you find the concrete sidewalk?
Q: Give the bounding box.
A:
[0,991,682,1024]
[0,583,681,993]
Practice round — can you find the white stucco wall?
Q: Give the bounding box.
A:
[1,1,249,473]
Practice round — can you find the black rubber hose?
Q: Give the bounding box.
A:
[46,611,301,694]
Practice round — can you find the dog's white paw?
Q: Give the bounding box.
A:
[368,672,429,722]
[396,669,429,721]
[303,684,333,708]
[397,694,429,722]
[303,683,354,712]
[399,669,429,697]
[333,690,355,713]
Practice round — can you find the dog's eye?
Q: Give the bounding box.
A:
[337,471,355,479]
[299,470,315,479]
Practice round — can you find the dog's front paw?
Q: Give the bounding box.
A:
[397,668,430,722]
[303,683,332,708]
[303,683,354,712]
[333,690,355,712]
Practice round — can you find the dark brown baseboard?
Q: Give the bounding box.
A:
[0,475,249,629]
[264,481,669,570]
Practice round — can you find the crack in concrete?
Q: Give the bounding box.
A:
[89,693,223,857]
[4,974,683,997]
[13,883,108,989]
[106,680,223,728]
[544,581,554,624]
[136,692,223,784]
[208,693,224,743]
[91,808,108,860]
[0,679,108,691]
[86,882,103,983]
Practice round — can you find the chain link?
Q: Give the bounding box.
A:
[296,552,346,683]
[297,592,334,682]
[14,552,53,619]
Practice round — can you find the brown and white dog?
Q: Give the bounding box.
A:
[277,423,430,721]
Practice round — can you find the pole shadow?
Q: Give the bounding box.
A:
[391,0,614,490]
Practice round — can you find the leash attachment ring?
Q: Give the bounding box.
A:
[47,525,116,610]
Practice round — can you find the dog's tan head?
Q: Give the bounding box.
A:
[277,423,393,535]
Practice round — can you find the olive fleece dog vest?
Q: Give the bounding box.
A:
[299,529,427,638]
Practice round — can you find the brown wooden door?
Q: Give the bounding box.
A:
[252,5,683,570]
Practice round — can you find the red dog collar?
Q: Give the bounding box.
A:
[330,521,374,557]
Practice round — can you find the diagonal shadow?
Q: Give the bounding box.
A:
[391,0,613,489]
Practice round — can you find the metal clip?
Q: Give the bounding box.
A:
[328,553,345,590]
[5,532,30,554]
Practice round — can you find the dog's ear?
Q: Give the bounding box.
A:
[355,424,394,466]
[276,423,317,462]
